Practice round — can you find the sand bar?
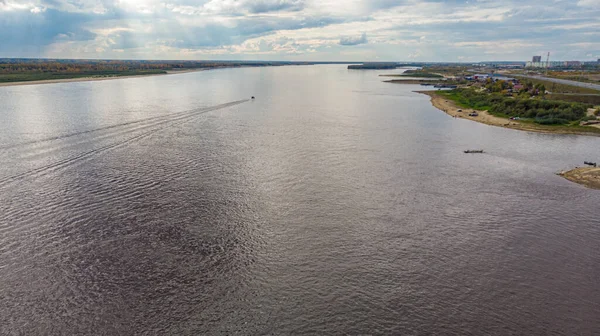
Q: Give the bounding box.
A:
[559,167,600,190]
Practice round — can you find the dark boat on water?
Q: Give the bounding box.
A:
[584,161,597,167]
[464,150,484,154]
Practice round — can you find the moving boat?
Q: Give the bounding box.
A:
[464,150,484,154]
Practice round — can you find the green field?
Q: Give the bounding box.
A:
[546,93,600,105]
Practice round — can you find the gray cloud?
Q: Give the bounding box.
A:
[340,33,367,46]
[0,9,98,51]
[246,0,305,13]
[0,0,598,61]
[135,15,350,49]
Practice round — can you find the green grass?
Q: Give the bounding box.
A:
[399,72,444,78]
[436,88,590,124]
[435,90,492,111]
[546,94,600,105]
[0,70,167,83]
[433,90,600,135]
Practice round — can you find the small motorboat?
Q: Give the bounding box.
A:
[251,96,255,99]
[584,161,597,167]
[464,150,484,154]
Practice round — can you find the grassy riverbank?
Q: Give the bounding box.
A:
[397,71,443,78]
[423,90,600,136]
[381,70,444,78]
[384,79,445,85]
[437,88,592,125]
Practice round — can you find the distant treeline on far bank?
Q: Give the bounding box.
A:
[0,59,315,83]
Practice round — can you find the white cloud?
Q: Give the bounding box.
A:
[577,0,600,7]
[0,0,599,61]
[30,6,45,13]
[0,1,35,11]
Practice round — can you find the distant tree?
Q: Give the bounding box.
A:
[532,83,546,96]
[538,84,546,96]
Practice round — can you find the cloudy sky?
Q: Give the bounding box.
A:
[1,0,599,61]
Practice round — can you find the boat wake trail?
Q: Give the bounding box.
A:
[0,99,248,187]
[0,100,247,151]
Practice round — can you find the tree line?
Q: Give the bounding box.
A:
[0,59,297,74]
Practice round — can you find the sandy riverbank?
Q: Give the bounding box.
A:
[417,91,600,137]
[558,167,600,190]
[0,68,207,88]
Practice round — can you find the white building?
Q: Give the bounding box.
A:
[525,61,563,68]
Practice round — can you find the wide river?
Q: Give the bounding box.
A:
[0,65,599,335]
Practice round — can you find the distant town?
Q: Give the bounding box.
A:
[346,56,600,71]
[525,55,600,69]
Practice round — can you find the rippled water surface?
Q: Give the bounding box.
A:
[1,65,599,335]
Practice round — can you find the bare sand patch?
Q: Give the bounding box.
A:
[558,167,600,190]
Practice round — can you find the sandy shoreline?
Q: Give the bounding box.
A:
[0,68,207,87]
[417,91,600,137]
[559,167,600,190]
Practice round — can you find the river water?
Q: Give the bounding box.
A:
[1,65,599,335]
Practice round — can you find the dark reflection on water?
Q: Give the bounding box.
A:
[1,66,599,335]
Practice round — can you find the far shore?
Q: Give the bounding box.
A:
[0,68,208,88]
[417,90,600,137]
[558,167,600,190]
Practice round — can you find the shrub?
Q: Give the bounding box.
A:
[444,88,587,125]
